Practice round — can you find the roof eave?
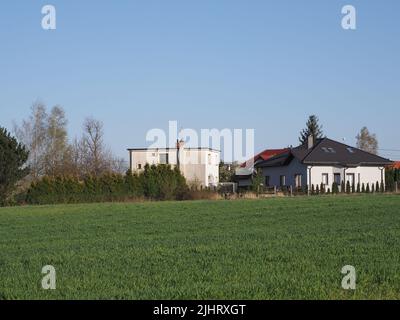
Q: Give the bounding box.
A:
[302,161,393,167]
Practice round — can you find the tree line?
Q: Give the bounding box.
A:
[12,102,126,180]
[0,102,127,205]
[1,102,207,206]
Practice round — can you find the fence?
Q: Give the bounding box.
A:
[235,181,400,198]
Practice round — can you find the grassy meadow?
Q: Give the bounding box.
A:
[0,195,399,300]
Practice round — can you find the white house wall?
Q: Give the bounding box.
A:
[129,149,220,187]
[309,166,385,188]
[260,160,386,189]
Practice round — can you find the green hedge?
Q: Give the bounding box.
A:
[386,168,400,192]
[21,164,190,205]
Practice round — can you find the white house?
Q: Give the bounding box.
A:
[240,136,392,190]
[128,141,220,187]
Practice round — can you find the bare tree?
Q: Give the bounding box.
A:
[44,106,70,176]
[356,127,379,155]
[81,117,113,176]
[13,102,48,180]
[15,105,125,178]
[110,157,129,174]
[69,137,87,176]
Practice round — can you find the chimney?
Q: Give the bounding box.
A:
[308,135,314,149]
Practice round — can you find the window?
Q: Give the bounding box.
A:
[280,175,286,186]
[334,173,341,185]
[159,153,169,164]
[208,154,212,165]
[322,147,336,153]
[322,173,329,186]
[138,163,142,169]
[294,174,302,188]
[265,176,270,187]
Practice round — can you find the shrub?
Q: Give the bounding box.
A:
[332,182,338,194]
[346,181,351,194]
[22,164,190,205]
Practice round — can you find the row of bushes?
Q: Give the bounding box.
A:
[386,168,400,191]
[18,164,191,205]
[12,167,400,205]
[307,181,390,195]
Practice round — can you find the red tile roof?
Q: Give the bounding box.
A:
[241,148,289,168]
[388,161,400,169]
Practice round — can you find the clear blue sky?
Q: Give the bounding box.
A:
[1,0,399,160]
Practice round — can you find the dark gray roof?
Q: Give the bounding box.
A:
[127,147,220,152]
[257,138,392,168]
[256,151,292,167]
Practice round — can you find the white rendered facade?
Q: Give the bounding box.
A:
[128,144,220,187]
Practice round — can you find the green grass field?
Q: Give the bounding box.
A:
[1,195,400,300]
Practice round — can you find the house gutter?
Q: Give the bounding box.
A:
[176,139,180,170]
[307,166,313,196]
[379,166,385,184]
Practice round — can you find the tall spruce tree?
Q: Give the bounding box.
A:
[299,115,324,145]
[0,127,29,205]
